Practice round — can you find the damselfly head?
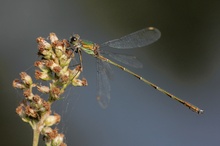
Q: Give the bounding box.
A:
[69,34,80,44]
[69,34,82,51]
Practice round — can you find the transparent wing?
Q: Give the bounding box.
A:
[101,50,143,68]
[96,59,112,108]
[101,27,161,49]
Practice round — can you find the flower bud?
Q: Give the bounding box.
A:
[23,89,34,100]
[20,72,33,86]
[49,33,58,43]
[52,134,64,146]
[34,61,49,72]
[72,78,88,86]
[35,70,52,80]
[38,45,53,57]
[45,60,62,74]
[41,127,53,136]
[44,113,61,126]
[49,85,62,100]
[13,79,26,89]
[37,85,50,93]
[59,55,71,67]
[36,37,52,50]
[16,104,25,118]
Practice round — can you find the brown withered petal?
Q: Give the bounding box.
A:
[45,60,53,67]
[82,78,88,86]
[34,61,42,67]
[51,86,61,96]
[34,61,49,72]
[37,37,52,50]
[23,89,31,97]
[75,65,82,72]
[33,94,43,105]
[63,39,70,48]
[35,70,52,80]
[60,75,69,83]
[65,49,74,58]
[47,128,59,140]
[42,101,51,111]
[53,40,65,48]
[23,89,34,100]
[25,106,37,118]
[16,104,24,116]
[35,70,42,79]
[53,66,61,73]
[38,44,45,51]
[36,37,45,43]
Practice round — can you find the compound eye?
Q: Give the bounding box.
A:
[70,36,77,43]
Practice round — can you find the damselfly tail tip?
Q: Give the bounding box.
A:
[189,105,204,114]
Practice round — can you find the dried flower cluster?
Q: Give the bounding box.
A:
[13,33,88,146]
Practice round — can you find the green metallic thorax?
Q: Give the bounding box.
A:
[80,40,97,55]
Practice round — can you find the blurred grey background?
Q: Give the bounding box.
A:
[1,0,220,145]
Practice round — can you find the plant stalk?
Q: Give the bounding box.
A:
[33,128,40,146]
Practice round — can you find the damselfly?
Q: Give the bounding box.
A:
[69,27,203,114]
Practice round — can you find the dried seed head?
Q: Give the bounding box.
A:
[45,60,62,73]
[37,85,50,93]
[13,79,26,89]
[38,45,52,57]
[16,104,25,117]
[50,85,62,100]
[53,41,66,58]
[16,103,30,123]
[82,78,88,86]
[42,101,51,112]
[25,106,37,118]
[23,89,34,100]
[60,75,69,83]
[49,33,58,43]
[47,128,58,140]
[37,37,52,50]
[44,128,65,146]
[63,39,70,48]
[33,94,44,106]
[35,70,52,80]
[34,61,49,72]
[20,72,33,86]
[53,66,62,73]
[72,78,88,86]
[65,49,74,58]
